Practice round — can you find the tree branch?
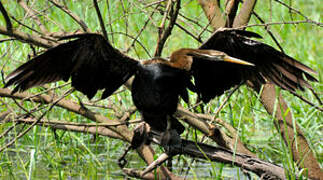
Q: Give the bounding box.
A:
[93,0,108,39]
[0,88,178,179]
[232,0,257,28]
[0,1,12,33]
[17,0,49,34]
[48,0,90,32]
[197,0,225,30]
[0,25,56,48]
[154,0,181,56]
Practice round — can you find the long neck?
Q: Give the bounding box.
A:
[169,48,194,71]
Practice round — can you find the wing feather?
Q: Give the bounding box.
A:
[194,29,317,102]
[5,33,138,99]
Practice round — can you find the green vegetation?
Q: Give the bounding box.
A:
[0,0,321,179]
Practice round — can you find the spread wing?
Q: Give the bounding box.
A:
[5,33,139,99]
[194,29,317,102]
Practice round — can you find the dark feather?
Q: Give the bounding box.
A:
[5,33,138,99]
[194,29,317,102]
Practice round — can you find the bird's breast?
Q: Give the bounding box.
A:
[131,63,186,114]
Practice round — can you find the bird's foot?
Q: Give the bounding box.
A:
[118,145,131,168]
[131,122,151,149]
[119,123,151,168]
[160,129,183,156]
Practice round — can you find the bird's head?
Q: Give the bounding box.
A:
[169,48,254,71]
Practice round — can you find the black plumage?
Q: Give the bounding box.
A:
[4,29,317,147]
[196,29,317,102]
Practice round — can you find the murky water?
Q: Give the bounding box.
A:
[1,145,255,179]
[0,130,255,179]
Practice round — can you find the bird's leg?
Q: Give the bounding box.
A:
[119,122,151,168]
[118,145,131,168]
[131,122,151,149]
[160,115,183,156]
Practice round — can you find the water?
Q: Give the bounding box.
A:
[0,131,255,179]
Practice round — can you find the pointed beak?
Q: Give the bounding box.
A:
[223,55,254,66]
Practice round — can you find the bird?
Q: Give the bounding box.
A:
[4,29,317,149]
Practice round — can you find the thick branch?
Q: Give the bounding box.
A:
[259,84,323,180]
[225,0,240,27]
[0,26,56,48]
[128,138,287,180]
[0,88,133,141]
[232,0,257,27]
[0,2,12,33]
[198,0,225,30]
[0,88,179,179]
[179,140,286,179]
[176,106,255,157]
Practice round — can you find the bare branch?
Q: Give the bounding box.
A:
[2,117,125,140]
[48,0,90,32]
[0,87,133,141]
[0,25,57,48]
[17,0,49,34]
[127,139,288,179]
[198,0,225,30]
[176,106,256,157]
[0,1,12,33]
[232,0,257,28]
[258,83,323,179]
[93,0,108,39]
[178,140,286,179]
[225,0,240,27]
[0,88,73,152]
[241,20,323,28]
[154,0,181,57]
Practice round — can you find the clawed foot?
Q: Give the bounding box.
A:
[160,129,183,155]
[119,123,151,169]
[118,145,131,168]
[140,130,183,176]
[131,122,151,149]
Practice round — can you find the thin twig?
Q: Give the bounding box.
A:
[93,0,108,39]
[22,82,71,101]
[0,1,12,33]
[154,0,181,57]
[4,118,143,127]
[0,25,56,48]
[125,6,157,54]
[0,88,74,152]
[234,20,323,29]
[17,0,49,34]
[212,84,241,121]
[252,12,285,53]
[288,90,323,112]
[106,0,114,43]
[111,31,151,57]
[49,0,90,32]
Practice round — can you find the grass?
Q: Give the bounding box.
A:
[0,0,322,179]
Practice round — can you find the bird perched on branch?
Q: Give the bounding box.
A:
[4,29,317,149]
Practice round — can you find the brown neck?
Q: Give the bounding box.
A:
[169,48,194,71]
